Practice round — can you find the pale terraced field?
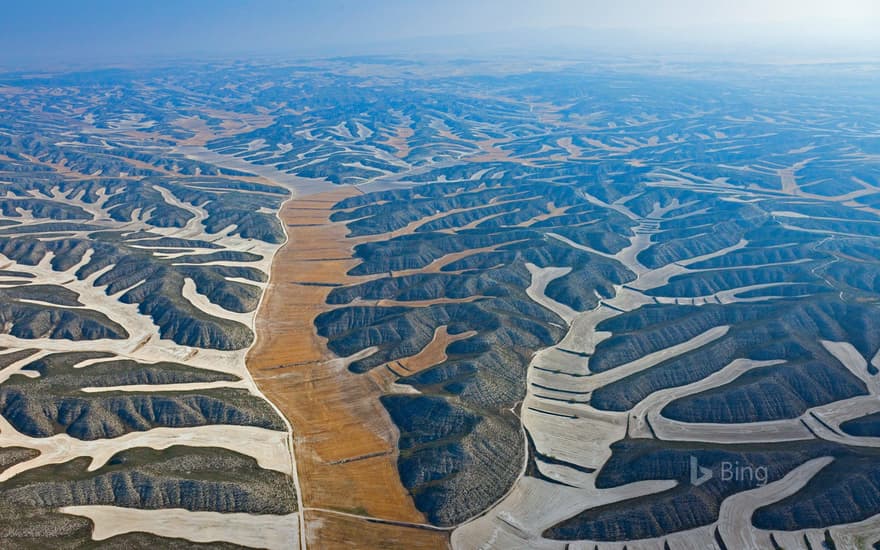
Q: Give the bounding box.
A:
[454,187,880,548]
[0,74,310,548]
[0,167,304,546]
[1,58,879,550]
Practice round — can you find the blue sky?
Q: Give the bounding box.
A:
[1,0,878,66]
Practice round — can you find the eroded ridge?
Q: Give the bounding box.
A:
[210,61,880,548]
[1,58,879,550]
[0,69,302,549]
[216,62,879,548]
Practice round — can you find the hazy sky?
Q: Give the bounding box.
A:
[1,0,878,66]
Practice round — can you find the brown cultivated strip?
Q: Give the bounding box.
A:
[174,110,275,146]
[385,124,415,159]
[555,137,583,160]
[375,296,485,308]
[467,138,535,165]
[391,240,531,278]
[247,186,449,548]
[520,202,570,227]
[305,510,447,549]
[376,326,477,382]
